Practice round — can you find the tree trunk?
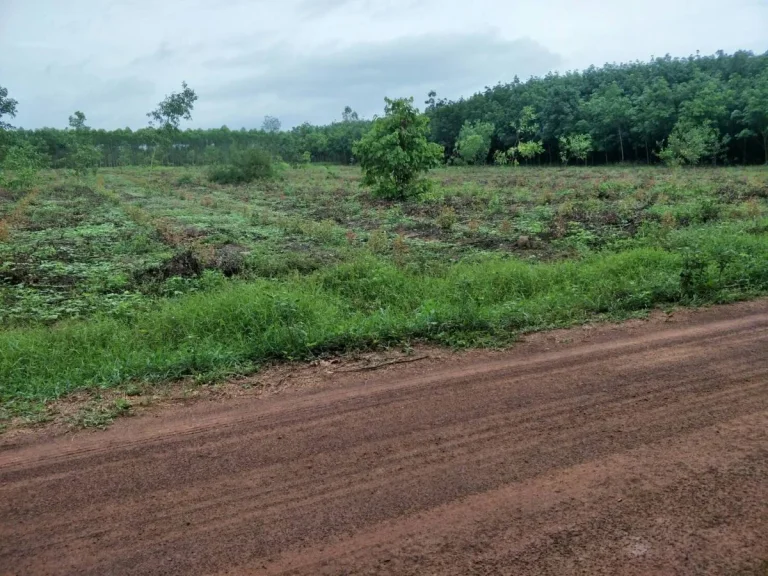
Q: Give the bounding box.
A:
[645,141,650,165]
[764,131,768,165]
[618,129,625,162]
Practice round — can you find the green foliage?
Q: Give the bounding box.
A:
[0,85,19,130]
[68,111,87,131]
[0,142,42,190]
[512,106,540,142]
[353,97,443,199]
[456,121,495,165]
[658,121,719,166]
[146,82,198,168]
[6,51,768,170]
[743,70,768,163]
[516,140,544,162]
[208,148,275,184]
[585,82,632,162]
[559,134,592,165]
[2,164,768,420]
[436,206,457,231]
[65,142,101,176]
[64,111,100,176]
[426,51,768,166]
[3,234,768,407]
[147,82,198,130]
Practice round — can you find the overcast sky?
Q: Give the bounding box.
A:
[1,0,766,130]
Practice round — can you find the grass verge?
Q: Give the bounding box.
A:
[2,220,768,418]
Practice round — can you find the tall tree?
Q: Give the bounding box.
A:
[744,70,768,164]
[146,82,198,167]
[0,85,18,130]
[147,82,198,130]
[262,116,281,133]
[630,78,675,164]
[68,111,88,131]
[342,106,359,122]
[585,82,632,162]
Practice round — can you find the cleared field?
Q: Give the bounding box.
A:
[1,165,767,422]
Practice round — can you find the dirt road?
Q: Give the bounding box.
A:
[2,302,767,575]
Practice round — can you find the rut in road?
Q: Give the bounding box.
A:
[1,301,767,576]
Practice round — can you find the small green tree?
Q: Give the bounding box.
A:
[511,105,540,144]
[456,120,494,165]
[65,111,101,176]
[0,86,19,130]
[658,120,718,166]
[147,81,198,167]
[0,142,42,190]
[558,133,592,165]
[353,97,443,199]
[516,140,544,164]
[494,148,519,166]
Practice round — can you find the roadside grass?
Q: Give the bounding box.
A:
[2,225,768,414]
[1,165,767,421]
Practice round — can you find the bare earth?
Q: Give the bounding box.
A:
[2,301,768,576]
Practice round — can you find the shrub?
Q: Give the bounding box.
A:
[456,121,495,165]
[208,148,274,184]
[353,97,443,200]
[436,206,457,231]
[0,142,42,190]
[658,121,718,166]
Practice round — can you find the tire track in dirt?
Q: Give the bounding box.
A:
[1,301,767,575]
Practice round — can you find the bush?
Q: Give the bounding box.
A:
[208,148,274,184]
[0,142,42,190]
[353,97,443,200]
[456,121,494,165]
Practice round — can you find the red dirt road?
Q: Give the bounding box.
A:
[2,302,768,575]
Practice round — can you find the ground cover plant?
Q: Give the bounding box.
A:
[1,163,767,423]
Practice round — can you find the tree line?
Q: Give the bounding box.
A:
[1,50,767,170]
[428,50,768,166]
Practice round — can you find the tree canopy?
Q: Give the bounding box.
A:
[3,50,768,168]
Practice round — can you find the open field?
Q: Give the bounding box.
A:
[1,300,767,575]
[1,165,768,422]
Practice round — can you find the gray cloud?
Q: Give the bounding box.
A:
[1,0,765,130]
[297,0,419,20]
[201,34,562,128]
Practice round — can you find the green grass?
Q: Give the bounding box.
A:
[1,165,767,419]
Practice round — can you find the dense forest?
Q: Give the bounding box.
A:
[1,50,767,168]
